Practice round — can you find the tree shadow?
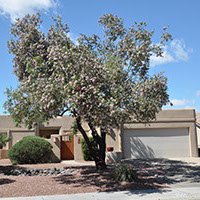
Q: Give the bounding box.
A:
[123,158,200,185]
[0,165,28,175]
[53,166,169,193]
[127,137,155,159]
[0,178,15,185]
[0,165,28,176]
[123,188,171,197]
[54,158,200,195]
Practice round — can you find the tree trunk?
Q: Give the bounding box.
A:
[76,118,98,162]
[75,117,107,170]
[99,128,107,169]
[88,122,107,169]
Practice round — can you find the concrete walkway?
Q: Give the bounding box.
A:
[168,157,200,166]
[61,160,95,166]
[1,187,200,200]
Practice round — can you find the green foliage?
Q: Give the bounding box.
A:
[81,137,99,161]
[4,13,172,168]
[112,163,138,182]
[8,136,53,164]
[0,134,11,148]
[4,13,171,130]
[70,121,78,135]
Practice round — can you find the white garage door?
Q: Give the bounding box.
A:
[123,128,190,159]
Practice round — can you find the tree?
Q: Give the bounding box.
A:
[4,13,172,169]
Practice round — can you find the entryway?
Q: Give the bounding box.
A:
[61,135,74,160]
[39,128,59,139]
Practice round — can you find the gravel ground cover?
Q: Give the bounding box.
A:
[1,158,200,198]
[0,159,165,198]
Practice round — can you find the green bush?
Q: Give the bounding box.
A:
[8,136,53,164]
[0,134,11,148]
[112,163,138,182]
[81,137,99,161]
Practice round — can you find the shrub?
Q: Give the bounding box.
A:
[0,134,11,148]
[8,136,53,164]
[112,163,138,182]
[81,137,99,161]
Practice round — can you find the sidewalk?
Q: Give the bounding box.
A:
[1,187,200,200]
[61,160,95,166]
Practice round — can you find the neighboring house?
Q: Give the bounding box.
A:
[196,113,200,151]
[0,109,198,161]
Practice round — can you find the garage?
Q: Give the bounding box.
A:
[123,128,190,159]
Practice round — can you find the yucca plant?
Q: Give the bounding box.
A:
[112,163,138,182]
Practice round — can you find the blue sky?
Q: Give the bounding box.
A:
[0,0,199,113]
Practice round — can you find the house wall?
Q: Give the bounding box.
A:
[0,109,198,161]
[197,125,200,147]
[196,112,200,148]
[46,136,61,162]
[0,115,37,159]
[11,131,35,146]
[74,133,83,160]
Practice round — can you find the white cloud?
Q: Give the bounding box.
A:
[184,105,200,113]
[150,39,192,67]
[184,106,196,109]
[197,90,200,97]
[170,39,190,62]
[192,100,196,105]
[164,98,198,111]
[150,46,175,67]
[0,0,58,22]
[170,99,190,106]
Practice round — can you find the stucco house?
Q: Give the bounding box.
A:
[195,113,200,152]
[0,109,198,161]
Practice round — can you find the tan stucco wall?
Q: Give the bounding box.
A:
[0,109,198,160]
[197,125,200,147]
[0,115,33,130]
[46,136,61,161]
[0,115,36,149]
[40,116,90,134]
[11,131,35,146]
[195,113,200,147]
[0,116,36,159]
[106,128,121,151]
[74,134,83,160]
[155,109,196,121]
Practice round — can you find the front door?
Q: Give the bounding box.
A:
[61,135,74,160]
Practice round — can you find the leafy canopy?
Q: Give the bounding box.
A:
[4,13,172,130]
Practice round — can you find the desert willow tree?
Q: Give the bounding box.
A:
[4,13,172,169]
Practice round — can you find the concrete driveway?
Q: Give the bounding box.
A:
[122,157,200,188]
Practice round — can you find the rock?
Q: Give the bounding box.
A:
[0,167,75,176]
[60,167,65,171]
